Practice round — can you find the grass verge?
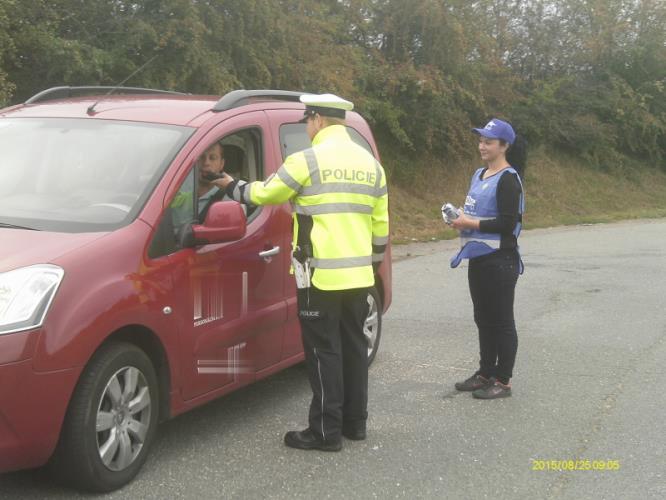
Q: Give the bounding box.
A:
[386,146,666,243]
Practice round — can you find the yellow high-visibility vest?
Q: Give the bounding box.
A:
[238,125,389,291]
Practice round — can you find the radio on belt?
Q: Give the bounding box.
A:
[441,203,460,225]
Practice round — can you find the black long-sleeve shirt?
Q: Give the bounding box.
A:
[477,169,522,249]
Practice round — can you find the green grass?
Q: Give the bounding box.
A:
[387,147,666,243]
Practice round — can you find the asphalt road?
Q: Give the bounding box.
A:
[2,219,665,499]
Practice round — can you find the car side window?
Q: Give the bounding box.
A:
[279,123,312,158]
[170,168,197,232]
[216,129,263,223]
[148,168,196,259]
[279,123,375,158]
[148,128,264,259]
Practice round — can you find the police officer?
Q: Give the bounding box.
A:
[448,118,526,399]
[214,93,389,451]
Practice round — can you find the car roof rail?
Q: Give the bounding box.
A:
[213,90,305,112]
[25,86,186,104]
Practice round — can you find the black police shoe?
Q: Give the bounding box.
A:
[342,423,366,441]
[284,428,342,451]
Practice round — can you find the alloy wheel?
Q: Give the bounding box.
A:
[95,366,152,472]
[364,292,379,358]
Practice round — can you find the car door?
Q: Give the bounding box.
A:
[160,111,292,401]
[267,109,382,361]
[266,110,309,360]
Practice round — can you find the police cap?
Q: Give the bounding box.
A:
[299,93,354,122]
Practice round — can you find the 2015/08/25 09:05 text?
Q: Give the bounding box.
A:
[531,459,621,471]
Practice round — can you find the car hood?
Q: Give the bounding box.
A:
[0,228,107,272]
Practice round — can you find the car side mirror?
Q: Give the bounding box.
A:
[191,201,246,245]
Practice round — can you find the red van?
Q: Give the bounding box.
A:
[0,88,391,491]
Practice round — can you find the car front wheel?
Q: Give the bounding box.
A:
[50,341,159,492]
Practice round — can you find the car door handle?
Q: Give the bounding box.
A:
[258,246,280,261]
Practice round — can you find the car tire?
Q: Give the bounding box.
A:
[49,341,159,492]
[366,287,382,366]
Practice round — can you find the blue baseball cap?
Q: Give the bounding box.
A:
[472,118,515,145]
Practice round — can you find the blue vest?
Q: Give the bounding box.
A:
[450,167,524,269]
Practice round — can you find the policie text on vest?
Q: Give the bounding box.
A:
[321,168,376,184]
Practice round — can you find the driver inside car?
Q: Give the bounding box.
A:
[171,142,247,227]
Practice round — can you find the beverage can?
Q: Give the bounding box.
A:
[441,203,459,223]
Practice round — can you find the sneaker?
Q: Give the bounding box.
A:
[472,378,512,399]
[454,374,490,392]
[284,428,342,451]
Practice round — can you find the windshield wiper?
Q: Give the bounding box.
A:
[0,222,39,231]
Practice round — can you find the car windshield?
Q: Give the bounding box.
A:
[0,117,193,232]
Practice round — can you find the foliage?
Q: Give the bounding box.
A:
[0,0,663,168]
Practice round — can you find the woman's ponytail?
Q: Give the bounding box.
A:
[507,134,528,179]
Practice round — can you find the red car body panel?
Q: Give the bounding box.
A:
[0,360,80,472]
[0,92,392,473]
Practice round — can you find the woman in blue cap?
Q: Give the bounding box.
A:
[448,118,526,399]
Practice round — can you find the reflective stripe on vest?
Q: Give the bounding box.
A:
[372,235,389,246]
[300,182,387,197]
[310,255,372,269]
[303,148,321,185]
[277,168,302,193]
[294,203,374,216]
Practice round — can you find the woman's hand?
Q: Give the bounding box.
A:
[450,211,479,231]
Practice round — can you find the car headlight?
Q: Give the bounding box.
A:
[0,264,64,335]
